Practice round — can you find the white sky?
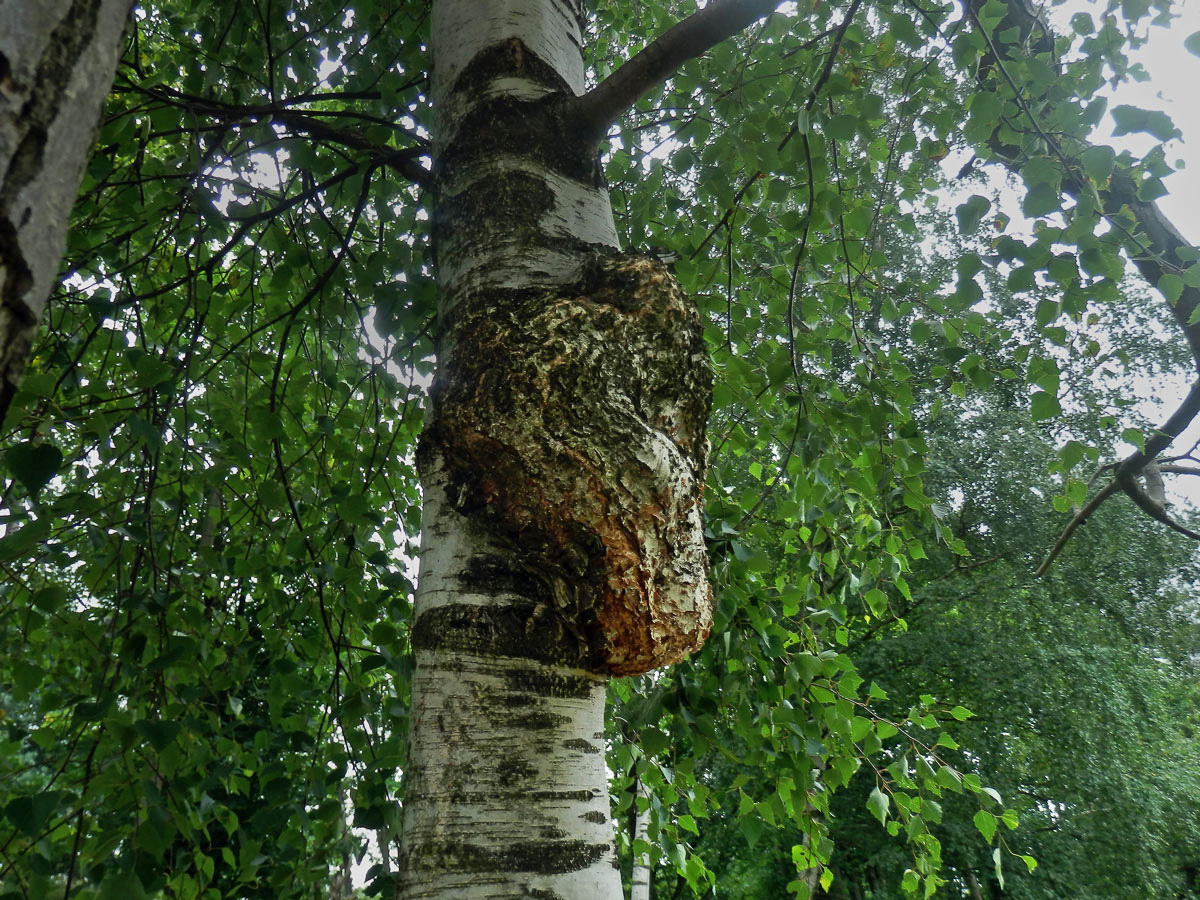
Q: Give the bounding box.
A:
[1095,1,1200,496]
[1105,2,1200,240]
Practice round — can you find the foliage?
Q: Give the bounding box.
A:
[2,0,1198,898]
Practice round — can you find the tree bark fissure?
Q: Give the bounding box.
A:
[0,0,132,422]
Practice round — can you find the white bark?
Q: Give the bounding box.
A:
[630,776,653,900]
[430,0,616,318]
[400,2,713,896]
[400,461,619,900]
[0,0,131,418]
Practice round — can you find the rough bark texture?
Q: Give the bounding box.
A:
[0,0,131,422]
[424,253,712,676]
[398,2,714,897]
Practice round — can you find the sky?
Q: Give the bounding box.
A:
[988,2,1200,505]
[1095,1,1200,499]
[1105,1,1200,242]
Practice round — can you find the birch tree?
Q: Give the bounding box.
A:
[0,0,132,419]
[1,0,1198,898]
[398,4,783,896]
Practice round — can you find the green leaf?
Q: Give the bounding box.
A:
[1030,391,1061,421]
[100,872,148,900]
[32,584,69,613]
[1079,145,1115,181]
[1159,273,1184,303]
[955,195,991,235]
[134,719,182,751]
[0,518,51,562]
[740,814,765,849]
[641,727,669,756]
[867,786,890,825]
[1110,105,1179,141]
[4,441,63,496]
[1020,855,1038,873]
[1034,298,1060,327]
[974,809,997,843]
[1021,182,1061,218]
[1122,427,1146,452]
[4,791,64,838]
[826,115,859,140]
[11,660,44,697]
[1185,30,1200,57]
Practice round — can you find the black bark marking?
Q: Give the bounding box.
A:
[411,601,590,668]
[562,738,600,753]
[404,838,609,876]
[1,0,117,418]
[451,38,572,100]
[442,39,602,187]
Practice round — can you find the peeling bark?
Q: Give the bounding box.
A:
[0,0,131,422]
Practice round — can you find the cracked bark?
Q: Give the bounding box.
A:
[0,0,132,424]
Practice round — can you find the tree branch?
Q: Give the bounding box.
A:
[1036,383,1200,575]
[573,0,784,137]
[118,81,432,186]
[1034,480,1120,577]
[969,0,1200,568]
[1116,467,1200,541]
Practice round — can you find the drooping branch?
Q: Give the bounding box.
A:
[1033,480,1118,578]
[1035,381,1200,574]
[572,0,784,137]
[1116,378,1200,474]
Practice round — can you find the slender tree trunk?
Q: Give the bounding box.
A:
[397,2,714,898]
[0,0,131,421]
[966,867,985,900]
[630,774,653,900]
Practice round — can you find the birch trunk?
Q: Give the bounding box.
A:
[0,0,131,421]
[630,775,653,900]
[398,2,714,898]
